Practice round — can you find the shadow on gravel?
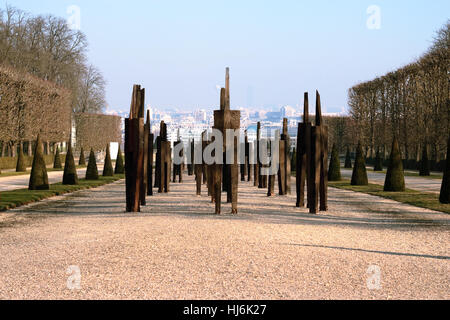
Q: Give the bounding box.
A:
[284,243,450,261]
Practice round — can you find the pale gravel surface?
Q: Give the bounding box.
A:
[341,168,442,194]
[0,175,449,300]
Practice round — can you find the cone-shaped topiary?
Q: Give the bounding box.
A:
[374,148,383,171]
[86,149,99,180]
[115,145,124,174]
[328,144,341,181]
[351,142,368,186]
[63,142,78,185]
[29,135,49,190]
[344,147,352,169]
[439,135,450,204]
[103,144,114,176]
[16,145,27,172]
[53,146,62,170]
[384,137,405,192]
[79,147,86,166]
[419,145,430,176]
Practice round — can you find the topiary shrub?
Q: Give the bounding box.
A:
[328,144,341,181]
[29,135,49,190]
[374,148,383,171]
[103,144,114,177]
[86,149,99,180]
[384,137,405,192]
[344,147,352,169]
[16,146,27,172]
[63,142,78,185]
[79,147,86,166]
[53,146,62,170]
[419,145,430,176]
[439,134,450,204]
[351,142,368,186]
[115,145,124,174]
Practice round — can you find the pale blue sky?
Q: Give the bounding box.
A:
[2,0,449,113]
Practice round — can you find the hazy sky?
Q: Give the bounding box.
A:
[2,0,449,113]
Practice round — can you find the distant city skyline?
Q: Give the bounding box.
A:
[3,0,449,114]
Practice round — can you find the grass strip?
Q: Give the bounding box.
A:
[0,174,124,212]
[329,179,449,214]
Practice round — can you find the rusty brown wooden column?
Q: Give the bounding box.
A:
[245,132,251,182]
[147,123,154,197]
[296,91,328,214]
[296,93,311,208]
[173,140,183,183]
[141,107,149,206]
[267,140,276,197]
[188,139,194,176]
[125,85,145,212]
[158,121,171,193]
[212,68,240,214]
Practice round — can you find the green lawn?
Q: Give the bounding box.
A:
[329,179,449,214]
[0,174,124,212]
[341,167,443,180]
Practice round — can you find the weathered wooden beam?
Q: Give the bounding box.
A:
[296,93,311,208]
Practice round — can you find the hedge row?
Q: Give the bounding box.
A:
[0,154,66,171]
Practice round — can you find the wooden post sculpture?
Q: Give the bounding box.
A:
[296,91,328,214]
[254,122,261,187]
[195,138,203,196]
[296,93,311,208]
[316,92,328,212]
[246,131,251,182]
[212,68,240,214]
[258,123,268,189]
[154,136,161,188]
[188,139,194,176]
[278,118,291,195]
[173,129,183,183]
[141,107,149,206]
[240,139,246,182]
[268,139,276,197]
[157,121,171,193]
[147,110,154,197]
[125,85,145,212]
[202,131,208,185]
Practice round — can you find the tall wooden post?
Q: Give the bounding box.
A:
[212,68,240,214]
[158,121,171,193]
[296,93,311,208]
[141,105,149,206]
[253,122,261,187]
[188,139,194,176]
[147,111,154,197]
[125,85,145,212]
[246,132,251,182]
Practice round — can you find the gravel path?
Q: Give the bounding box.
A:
[341,169,443,194]
[0,175,448,300]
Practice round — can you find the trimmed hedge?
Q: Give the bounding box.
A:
[0,154,66,171]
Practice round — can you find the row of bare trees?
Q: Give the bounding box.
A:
[348,21,449,163]
[0,66,72,157]
[0,5,106,114]
[74,113,122,152]
[0,5,108,157]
